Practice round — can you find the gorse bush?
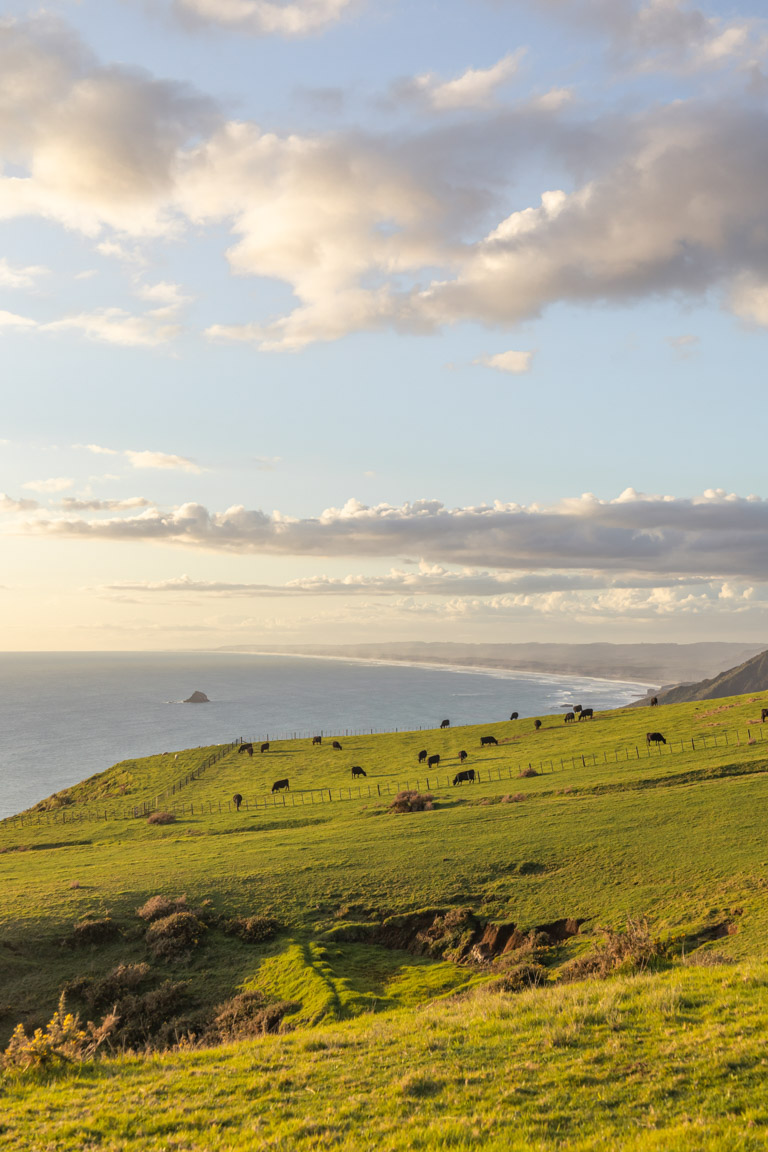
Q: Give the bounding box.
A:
[2,996,115,1075]
[224,915,283,944]
[63,917,121,949]
[136,895,188,922]
[147,811,176,826]
[65,963,152,1011]
[145,911,206,961]
[561,918,667,982]
[389,790,434,813]
[208,991,297,1042]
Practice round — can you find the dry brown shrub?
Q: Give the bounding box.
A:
[145,911,206,962]
[65,963,151,1010]
[389,790,434,813]
[519,766,539,778]
[560,918,666,982]
[63,918,121,949]
[224,915,282,944]
[502,792,526,803]
[208,991,296,1042]
[147,811,176,826]
[136,895,188,922]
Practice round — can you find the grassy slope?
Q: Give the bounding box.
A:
[3,691,768,1148]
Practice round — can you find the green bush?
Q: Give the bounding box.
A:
[224,915,282,944]
[145,912,206,962]
[136,895,188,922]
[63,918,121,949]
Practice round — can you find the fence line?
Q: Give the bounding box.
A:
[5,721,767,828]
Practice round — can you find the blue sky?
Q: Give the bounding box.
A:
[1,0,768,650]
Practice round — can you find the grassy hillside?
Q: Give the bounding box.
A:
[3,690,768,1149]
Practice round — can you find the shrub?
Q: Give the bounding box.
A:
[106,980,190,1050]
[147,811,176,826]
[65,963,151,1011]
[208,992,297,1042]
[519,766,539,778]
[491,962,547,991]
[224,915,282,944]
[389,790,434,814]
[503,793,527,803]
[63,917,121,949]
[136,895,188,922]
[2,995,116,1074]
[145,911,206,961]
[560,918,667,982]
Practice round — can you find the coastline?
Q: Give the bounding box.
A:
[220,648,658,695]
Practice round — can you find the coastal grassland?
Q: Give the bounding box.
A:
[3,964,768,1150]
[3,691,768,1149]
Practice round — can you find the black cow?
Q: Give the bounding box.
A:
[564,712,575,724]
[453,769,476,785]
[440,719,450,729]
[238,743,253,757]
[271,778,289,792]
[427,754,440,770]
[480,735,498,746]
[578,708,594,721]
[510,712,519,721]
[233,793,243,811]
[332,740,343,750]
[260,742,270,753]
[650,696,659,707]
[351,766,366,778]
[534,719,542,730]
[458,750,468,762]
[418,749,428,763]
[762,709,768,723]
[573,705,583,713]
[646,732,666,746]
[312,736,322,745]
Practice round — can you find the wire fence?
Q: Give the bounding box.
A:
[5,721,768,828]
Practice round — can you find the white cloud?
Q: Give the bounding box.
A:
[475,349,534,374]
[0,309,36,330]
[60,496,152,511]
[124,449,202,473]
[0,493,38,512]
[44,307,181,346]
[11,487,768,582]
[728,273,768,326]
[0,258,49,290]
[410,52,526,111]
[171,0,357,36]
[22,476,74,493]
[135,280,193,318]
[84,444,120,456]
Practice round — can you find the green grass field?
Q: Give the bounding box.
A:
[2,691,768,1149]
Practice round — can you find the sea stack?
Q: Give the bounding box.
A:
[183,691,210,704]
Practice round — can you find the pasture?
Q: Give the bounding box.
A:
[2,690,768,1149]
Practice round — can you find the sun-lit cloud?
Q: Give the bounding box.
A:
[170,0,358,36]
[474,349,534,374]
[43,307,182,346]
[405,51,526,111]
[124,450,203,473]
[0,259,49,290]
[22,476,74,493]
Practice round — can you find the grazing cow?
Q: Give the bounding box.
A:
[453,769,476,785]
[534,719,542,730]
[480,735,498,746]
[510,712,519,721]
[650,696,659,707]
[762,709,768,723]
[564,712,575,724]
[427,754,440,770]
[440,719,450,729]
[418,749,428,763]
[312,736,322,745]
[271,778,289,792]
[573,705,583,713]
[646,731,666,746]
[459,750,468,762]
[239,743,254,757]
[578,708,594,721]
[233,793,243,811]
[260,742,270,753]
[351,766,366,778]
[332,740,343,750]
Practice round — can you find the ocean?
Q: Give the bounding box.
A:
[0,652,653,819]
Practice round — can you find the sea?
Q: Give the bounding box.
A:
[0,652,654,820]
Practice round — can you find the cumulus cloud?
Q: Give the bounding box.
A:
[44,306,182,346]
[515,0,761,74]
[124,450,202,472]
[59,496,152,511]
[475,349,534,373]
[0,309,36,330]
[170,0,357,36]
[0,493,38,512]
[404,52,526,111]
[22,476,74,493]
[10,487,768,582]
[0,258,49,290]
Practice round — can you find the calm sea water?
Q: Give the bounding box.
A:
[0,652,652,819]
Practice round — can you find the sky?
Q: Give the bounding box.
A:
[1,0,768,650]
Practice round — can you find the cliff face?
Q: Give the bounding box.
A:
[640,650,768,705]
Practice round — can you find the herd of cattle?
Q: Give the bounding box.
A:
[230,705,682,799]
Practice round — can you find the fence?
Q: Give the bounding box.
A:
[5,721,768,828]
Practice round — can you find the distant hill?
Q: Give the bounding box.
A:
[636,648,768,705]
[222,641,766,687]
